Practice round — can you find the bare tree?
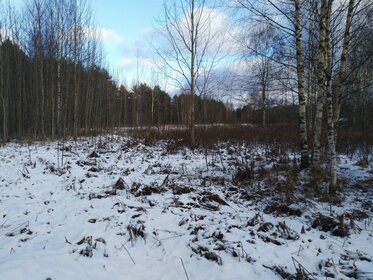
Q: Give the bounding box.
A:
[312,0,331,167]
[328,0,364,192]
[333,0,356,125]
[155,0,223,147]
[233,0,310,167]
[241,24,276,127]
[295,0,309,168]
[312,0,367,191]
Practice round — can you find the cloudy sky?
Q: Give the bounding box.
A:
[7,0,248,97]
[90,0,241,92]
[91,0,167,86]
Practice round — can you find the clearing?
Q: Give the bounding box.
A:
[0,135,372,280]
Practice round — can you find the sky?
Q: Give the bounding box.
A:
[90,0,242,97]
[90,0,241,92]
[9,0,241,94]
[91,0,165,86]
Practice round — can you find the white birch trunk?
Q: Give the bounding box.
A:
[334,0,355,125]
[313,0,328,167]
[295,0,309,168]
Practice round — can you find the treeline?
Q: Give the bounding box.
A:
[117,84,232,127]
[0,0,246,141]
[0,38,120,138]
[0,0,118,140]
[0,0,293,140]
[1,25,370,140]
[1,0,372,143]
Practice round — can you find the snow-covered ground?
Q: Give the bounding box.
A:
[0,136,372,280]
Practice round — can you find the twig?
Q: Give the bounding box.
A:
[65,236,72,245]
[0,219,8,229]
[291,256,317,280]
[160,233,185,241]
[123,245,136,265]
[204,146,209,172]
[180,257,190,280]
[149,235,163,249]
[359,271,373,275]
[217,142,226,172]
[5,221,29,236]
[104,222,110,232]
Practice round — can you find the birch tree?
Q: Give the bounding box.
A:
[313,0,366,192]
[312,0,330,166]
[234,0,310,167]
[334,0,357,125]
[155,0,223,147]
[329,0,362,192]
[295,0,309,168]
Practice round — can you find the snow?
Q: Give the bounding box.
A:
[0,136,372,279]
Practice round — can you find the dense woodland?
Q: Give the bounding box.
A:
[0,0,296,140]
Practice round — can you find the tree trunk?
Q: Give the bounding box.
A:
[1,73,8,142]
[327,0,335,190]
[295,0,309,168]
[261,77,266,127]
[74,63,79,139]
[328,0,355,193]
[327,93,337,192]
[40,62,45,137]
[3,46,10,141]
[324,0,337,193]
[57,58,62,136]
[0,42,6,141]
[190,0,196,148]
[313,0,328,167]
[151,88,154,125]
[51,60,55,138]
[334,0,355,125]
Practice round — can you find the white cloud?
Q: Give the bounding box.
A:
[84,26,126,47]
[120,57,157,69]
[99,27,125,45]
[88,8,244,93]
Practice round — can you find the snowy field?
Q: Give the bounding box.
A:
[0,136,372,280]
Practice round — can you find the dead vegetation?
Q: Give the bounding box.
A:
[127,221,146,243]
[74,236,106,258]
[311,213,349,237]
[264,203,303,217]
[2,132,371,279]
[130,182,167,197]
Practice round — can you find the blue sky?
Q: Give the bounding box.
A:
[11,0,164,85]
[10,0,238,91]
[91,0,165,85]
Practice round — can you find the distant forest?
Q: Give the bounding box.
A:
[0,0,372,141]
[0,31,304,140]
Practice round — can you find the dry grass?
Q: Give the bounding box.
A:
[127,124,299,149]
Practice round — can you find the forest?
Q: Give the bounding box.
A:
[0,0,372,279]
[0,0,371,138]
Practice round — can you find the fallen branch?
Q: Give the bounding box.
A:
[124,245,136,265]
[180,257,190,280]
